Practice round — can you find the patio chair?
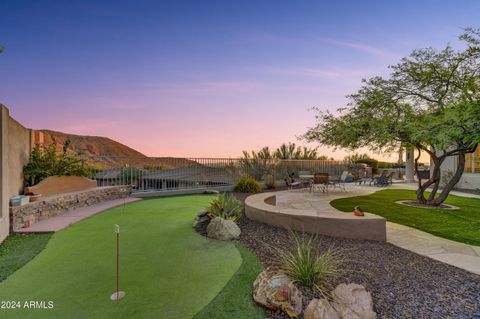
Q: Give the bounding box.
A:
[370,170,387,186]
[375,172,395,187]
[311,173,329,193]
[285,173,302,190]
[331,171,348,191]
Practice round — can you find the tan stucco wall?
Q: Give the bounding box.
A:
[245,192,387,241]
[0,105,32,242]
[435,154,480,190]
[8,117,31,199]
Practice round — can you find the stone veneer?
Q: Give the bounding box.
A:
[10,186,131,230]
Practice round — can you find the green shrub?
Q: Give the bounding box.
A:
[234,177,261,193]
[264,174,276,189]
[23,140,89,186]
[206,193,244,221]
[377,161,395,169]
[276,232,345,295]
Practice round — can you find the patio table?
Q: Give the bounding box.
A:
[300,174,339,192]
[298,175,314,190]
[299,174,314,179]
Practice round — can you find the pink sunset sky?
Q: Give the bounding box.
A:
[2,1,478,162]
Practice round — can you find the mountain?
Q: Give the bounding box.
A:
[39,130,194,169]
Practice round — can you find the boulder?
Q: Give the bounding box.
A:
[192,211,210,229]
[252,267,303,317]
[332,284,376,319]
[203,189,220,194]
[305,298,340,319]
[206,217,241,240]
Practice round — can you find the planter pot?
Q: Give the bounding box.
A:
[10,195,30,206]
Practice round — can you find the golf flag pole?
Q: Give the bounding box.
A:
[111,224,125,301]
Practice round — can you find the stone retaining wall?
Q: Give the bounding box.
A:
[10,186,131,230]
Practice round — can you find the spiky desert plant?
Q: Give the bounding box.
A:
[277,232,346,295]
[206,193,243,221]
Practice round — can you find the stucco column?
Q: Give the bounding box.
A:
[405,149,415,183]
[0,105,9,242]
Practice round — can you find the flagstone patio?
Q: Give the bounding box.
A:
[247,184,480,275]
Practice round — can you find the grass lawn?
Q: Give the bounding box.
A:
[0,233,52,282]
[330,189,480,246]
[0,195,262,319]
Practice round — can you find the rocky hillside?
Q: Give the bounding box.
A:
[39,130,193,169]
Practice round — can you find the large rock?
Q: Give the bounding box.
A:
[332,284,376,319]
[252,267,303,317]
[305,298,340,319]
[206,217,241,240]
[192,211,210,229]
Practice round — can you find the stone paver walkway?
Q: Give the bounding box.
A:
[386,222,480,275]
[275,185,480,275]
[14,197,141,233]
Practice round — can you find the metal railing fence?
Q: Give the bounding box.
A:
[82,157,350,192]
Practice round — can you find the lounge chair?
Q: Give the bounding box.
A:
[375,172,395,187]
[369,170,387,186]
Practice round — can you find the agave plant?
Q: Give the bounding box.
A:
[206,193,243,221]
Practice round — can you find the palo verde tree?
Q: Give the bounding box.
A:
[304,28,480,206]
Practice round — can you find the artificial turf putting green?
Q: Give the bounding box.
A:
[194,243,265,319]
[330,189,480,246]
[0,195,245,319]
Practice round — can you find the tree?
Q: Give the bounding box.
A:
[343,153,375,164]
[240,142,333,179]
[242,143,325,160]
[344,153,379,171]
[274,143,320,159]
[0,46,4,54]
[304,28,480,206]
[24,140,90,186]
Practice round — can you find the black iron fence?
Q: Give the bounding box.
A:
[83,157,350,192]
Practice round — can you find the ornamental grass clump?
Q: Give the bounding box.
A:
[277,232,346,295]
[206,193,243,221]
[234,176,261,193]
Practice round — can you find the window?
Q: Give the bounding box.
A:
[465,148,480,174]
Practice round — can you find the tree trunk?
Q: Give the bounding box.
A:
[427,157,444,201]
[415,155,441,204]
[415,155,447,206]
[430,153,465,205]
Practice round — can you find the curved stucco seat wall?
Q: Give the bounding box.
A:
[245,192,387,241]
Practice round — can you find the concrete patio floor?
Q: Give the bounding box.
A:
[14,197,141,233]
[275,184,480,275]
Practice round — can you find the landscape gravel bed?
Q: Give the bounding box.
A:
[232,192,480,319]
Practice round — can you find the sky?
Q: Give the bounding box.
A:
[1,1,479,160]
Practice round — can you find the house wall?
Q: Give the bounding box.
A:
[0,105,34,242]
[434,153,480,190]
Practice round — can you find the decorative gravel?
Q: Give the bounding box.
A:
[231,191,480,319]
